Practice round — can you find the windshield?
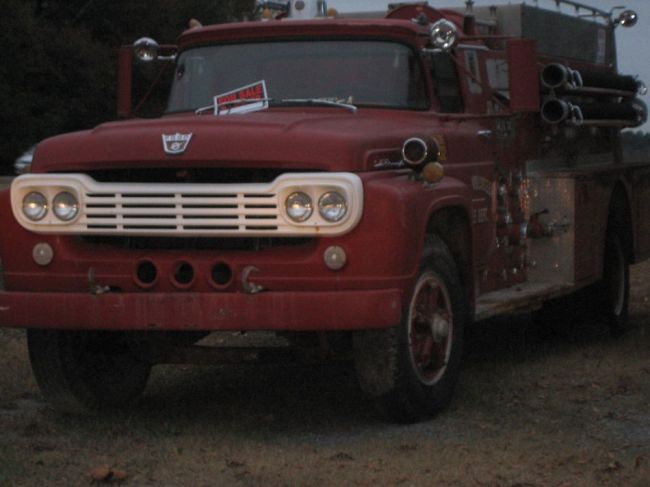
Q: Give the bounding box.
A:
[167,41,428,113]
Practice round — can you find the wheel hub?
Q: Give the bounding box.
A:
[431,314,450,342]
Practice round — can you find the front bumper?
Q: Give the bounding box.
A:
[0,288,401,331]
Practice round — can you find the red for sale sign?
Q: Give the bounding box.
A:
[214,80,269,115]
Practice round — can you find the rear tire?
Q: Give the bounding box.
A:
[27,330,151,414]
[600,232,629,336]
[354,236,465,423]
[532,232,629,337]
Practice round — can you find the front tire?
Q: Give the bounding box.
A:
[354,236,465,423]
[27,330,151,414]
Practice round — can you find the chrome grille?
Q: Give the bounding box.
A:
[83,191,279,232]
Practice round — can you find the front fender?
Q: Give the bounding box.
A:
[343,172,473,290]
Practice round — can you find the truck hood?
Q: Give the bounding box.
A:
[33,109,436,174]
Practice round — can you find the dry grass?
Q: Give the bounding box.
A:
[1,263,649,486]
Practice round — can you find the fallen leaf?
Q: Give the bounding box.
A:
[89,465,111,482]
[112,469,128,481]
[604,460,623,473]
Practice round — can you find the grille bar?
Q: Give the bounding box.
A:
[82,190,279,229]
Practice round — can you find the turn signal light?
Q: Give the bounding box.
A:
[422,162,445,184]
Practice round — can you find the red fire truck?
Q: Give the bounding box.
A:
[1,0,648,422]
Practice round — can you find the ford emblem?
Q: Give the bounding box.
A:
[162,133,193,155]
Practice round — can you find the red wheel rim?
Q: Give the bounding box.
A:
[407,272,453,386]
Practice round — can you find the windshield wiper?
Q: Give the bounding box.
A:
[277,98,358,113]
[195,97,274,115]
[195,97,358,115]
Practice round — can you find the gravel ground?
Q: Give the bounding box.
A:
[0,260,649,486]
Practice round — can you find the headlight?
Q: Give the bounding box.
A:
[22,192,48,221]
[318,192,347,222]
[52,191,79,221]
[285,192,313,222]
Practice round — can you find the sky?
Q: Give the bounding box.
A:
[328,0,650,132]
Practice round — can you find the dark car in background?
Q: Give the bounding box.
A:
[14,146,35,175]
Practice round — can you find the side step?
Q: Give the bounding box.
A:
[475,282,573,322]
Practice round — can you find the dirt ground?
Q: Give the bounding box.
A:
[1,262,649,486]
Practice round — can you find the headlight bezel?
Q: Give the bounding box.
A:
[11,173,363,237]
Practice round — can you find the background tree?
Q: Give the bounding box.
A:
[621,130,650,162]
[1,0,254,174]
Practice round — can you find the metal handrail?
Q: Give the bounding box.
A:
[464,1,625,24]
[530,0,618,22]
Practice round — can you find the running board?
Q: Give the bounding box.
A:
[475,282,573,322]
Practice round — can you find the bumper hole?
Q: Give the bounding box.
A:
[211,262,232,286]
[136,261,158,285]
[173,262,194,285]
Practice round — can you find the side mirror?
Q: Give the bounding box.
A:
[133,37,177,63]
[616,10,638,28]
[133,37,161,62]
[116,39,178,119]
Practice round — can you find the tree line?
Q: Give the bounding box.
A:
[1,0,254,174]
[621,130,650,162]
[2,1,649,174]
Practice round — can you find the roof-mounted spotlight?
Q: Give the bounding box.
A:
[429,19,458,52]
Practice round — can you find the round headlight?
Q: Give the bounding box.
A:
[53,191,79,221]
[22,192,48,221]
[285,192,313,222]
[318,192,347,222]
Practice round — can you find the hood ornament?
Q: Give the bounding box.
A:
[162,133,193,155]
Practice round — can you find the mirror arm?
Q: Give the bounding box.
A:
[117,46,133,119]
